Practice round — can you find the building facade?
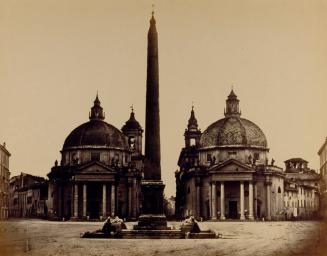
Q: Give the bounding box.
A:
[47,96,143,220]
[318,138,327,218]
[9,172,47,218]
[175,91,320,221]
[283,158,320,219]
[0,143,10,219]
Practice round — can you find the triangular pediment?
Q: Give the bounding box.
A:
[76,161,116,174]
[209,159,254,173]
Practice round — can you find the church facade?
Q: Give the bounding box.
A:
[47,96,143,220]
[175,90,320,220]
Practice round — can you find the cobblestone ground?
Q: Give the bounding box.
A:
[0,219,326,256]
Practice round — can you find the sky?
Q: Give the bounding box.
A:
[0,0,327,197]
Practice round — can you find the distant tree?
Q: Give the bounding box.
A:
[163,194,176,219]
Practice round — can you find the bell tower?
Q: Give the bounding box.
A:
[184,106,201,147]
[122,107,143,156]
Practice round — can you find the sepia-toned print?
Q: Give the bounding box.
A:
[0,1,327,255]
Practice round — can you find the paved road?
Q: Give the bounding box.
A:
[0,219,326,256]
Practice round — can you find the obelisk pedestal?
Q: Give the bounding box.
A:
[134,181,168,230]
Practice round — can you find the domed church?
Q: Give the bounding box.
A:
[47,95,143,220]
[175,90,285,220]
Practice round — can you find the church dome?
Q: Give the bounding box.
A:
[63,120,129,150]
[62,95,129,150]
[200,90,268,149]
[200,117,267,148]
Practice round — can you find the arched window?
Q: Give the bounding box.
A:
[128,137,136,150]
[278,186,281,193]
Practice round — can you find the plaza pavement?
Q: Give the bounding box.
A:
[0,219,326,256]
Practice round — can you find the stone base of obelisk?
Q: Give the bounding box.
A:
[133,180,170,230]
[134,214,169,230]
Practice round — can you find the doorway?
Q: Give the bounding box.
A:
[205,200,210,220]
[229,201,238,219]
[257,200,261,219]
[88,183,100,219]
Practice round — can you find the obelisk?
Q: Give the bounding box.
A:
[135,11,168,230]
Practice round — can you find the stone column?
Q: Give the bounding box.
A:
[58,186,62,218]
[53,184,58,218]
[240,181,245,220]
[254,183,258,219]
[220,181,226,220]
[102,184,107,218]
[83,184,87,218]
[111,183,115,217]
[248,181,254,220]
[211,182,217,220]
[266,182,271,220]
[74,184,78,218]
[208,183,212,219]
[128,182,132,218]
[70,184,74,218]
[132,179,137,218]
[196,185,201,218]
[195,177,201,218]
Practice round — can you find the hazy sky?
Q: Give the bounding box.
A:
[1,0,327,197]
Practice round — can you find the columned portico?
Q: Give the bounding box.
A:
[211,182,217,220]
[220,181,225,220]
[71,167,124,220]
[206,158,257,221]
[240,181,245,220]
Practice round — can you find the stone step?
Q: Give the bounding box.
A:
[121,229,184,239]
[81,230,218,239]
